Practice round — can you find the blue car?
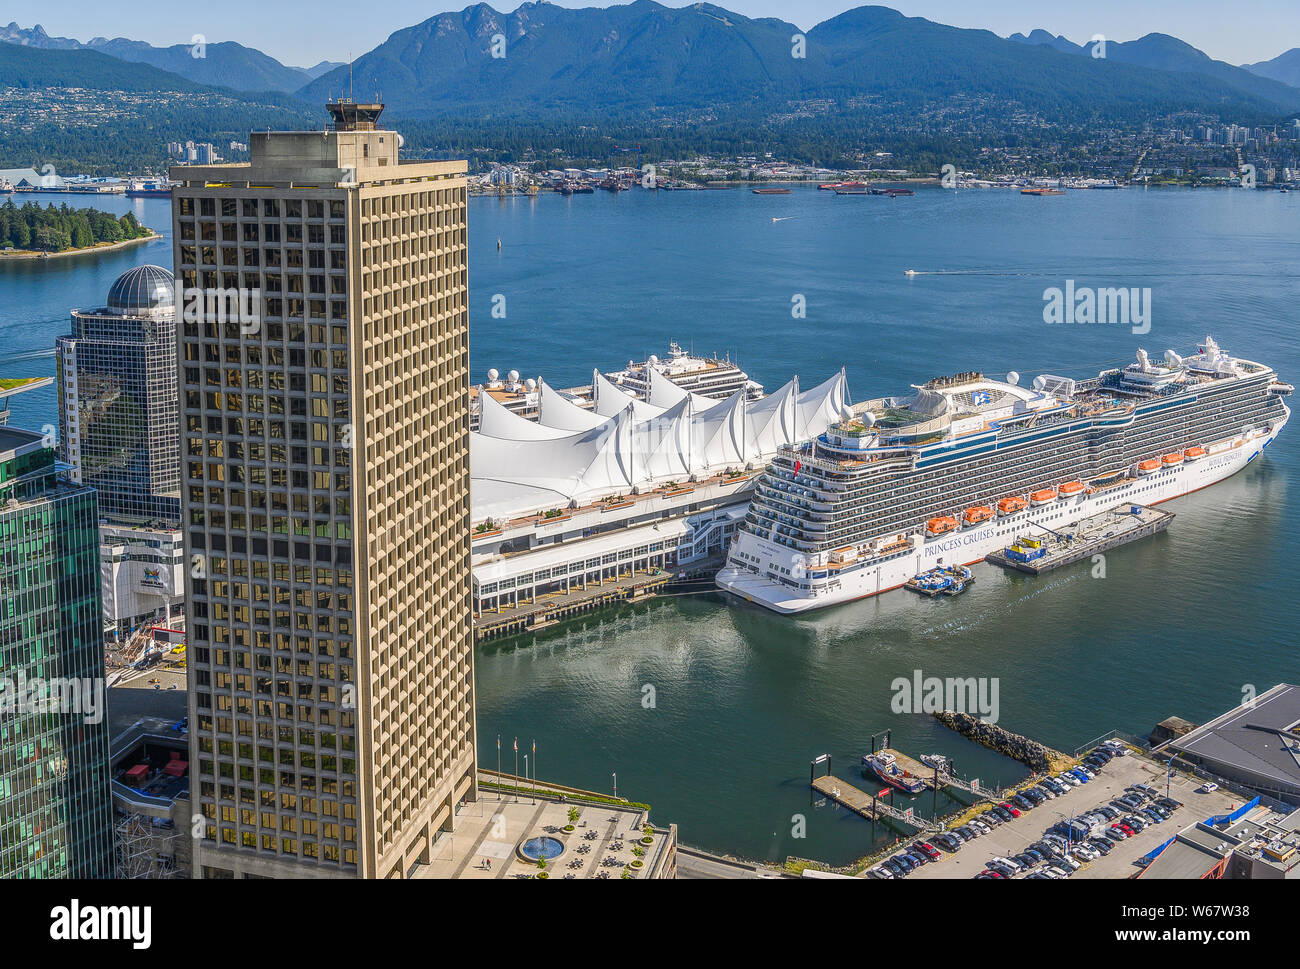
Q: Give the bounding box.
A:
[1068,768,1090,783]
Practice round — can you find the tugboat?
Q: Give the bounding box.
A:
[862,752,927,794]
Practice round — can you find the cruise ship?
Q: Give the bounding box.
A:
[717,338,1291,614]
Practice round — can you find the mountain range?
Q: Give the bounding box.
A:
[3,3,1299,174]
[0,21,341,92]
[5,3,1297,116]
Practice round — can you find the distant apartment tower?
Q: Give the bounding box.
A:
[0,425,114,877]
[57,265,182,525]
[171,101,477,878]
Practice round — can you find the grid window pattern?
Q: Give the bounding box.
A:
[173,124,475,879]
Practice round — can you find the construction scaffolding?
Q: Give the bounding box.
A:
[115,813,185,879]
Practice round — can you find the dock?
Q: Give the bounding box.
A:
[810,774,932,830]
[473,569,671,642]
[985,503,1173,576]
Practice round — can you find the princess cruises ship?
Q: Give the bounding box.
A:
[716,338,1291,614]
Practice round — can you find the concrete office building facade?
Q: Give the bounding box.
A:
[172,101,477,878]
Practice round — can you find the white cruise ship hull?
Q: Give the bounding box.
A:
[716,415,1286,615]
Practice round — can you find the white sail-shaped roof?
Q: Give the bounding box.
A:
[538,379,608,432]
[744,377,799,456]
[645,366,719,412]
[628,396,693,483]
[471,410,627,510]
[689,388,748,468]
[478,388,569,440]
[796,368,852,437]
[470,369,852,519]
[593,369,666,421]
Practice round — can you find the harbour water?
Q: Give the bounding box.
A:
[3,186,1297,867]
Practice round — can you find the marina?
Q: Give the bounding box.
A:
[986,504,1175,576]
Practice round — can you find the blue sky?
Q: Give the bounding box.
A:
[18,0,1300,68]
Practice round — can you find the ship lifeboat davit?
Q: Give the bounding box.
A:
[1057,481,1085,498]
[997,496,1028,516]
[1162,452,1185,466]
[926,516,959,537]
[1030,488,1058,506]
[1185,446,1207,462]
[1137,459,1161,475]
[963,506,995,526]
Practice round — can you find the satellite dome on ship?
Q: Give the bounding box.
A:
[106,265,174,317]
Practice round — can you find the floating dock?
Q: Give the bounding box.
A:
[810,773,930,829]
[984,503,1173,576]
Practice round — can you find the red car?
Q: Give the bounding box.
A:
[1000,802,1021,817]
[915,842,941,861]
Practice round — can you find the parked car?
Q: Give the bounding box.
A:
[988,862,1017,878]
[1199,782,1219,793]
[1010,794,1034,811]
[914,841,941,861]
[1088,838,1113,855]
[1106,826,1128,841]
[868,867,893,879]
[1046,864,1071,878]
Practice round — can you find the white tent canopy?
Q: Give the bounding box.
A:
[471,368,852,519]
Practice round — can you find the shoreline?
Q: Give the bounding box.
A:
[0,230,160,262]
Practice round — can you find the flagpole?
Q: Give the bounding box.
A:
[496,735,501,801]
[514,738,519,802]
[532,738,537,804]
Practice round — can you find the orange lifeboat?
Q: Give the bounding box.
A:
[1057,481,1085,497]
[1185,446,1206,462]
[997,496,1028,516]
[1162,452,1185,466]
[963,505,995,526]
[1137,459,1161,475]
[926,516,959,536]
[1030,488,1058,506]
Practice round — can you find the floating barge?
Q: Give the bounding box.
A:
[904,564,974,597]
[984,503,1173,576]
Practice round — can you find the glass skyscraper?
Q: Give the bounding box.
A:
[57,265,181,526]
[0,425,114,878]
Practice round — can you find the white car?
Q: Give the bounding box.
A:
[1106,741,1130,756]
[1046,865,1071,878]
[1199,782,1219,793]
[1072,846,1097,862]
[1056,774,1078,788]
[970,820,991,835]
[990,855,1022,871]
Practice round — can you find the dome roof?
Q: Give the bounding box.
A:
[106,265,174,316]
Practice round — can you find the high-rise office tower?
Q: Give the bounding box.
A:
[57,264,182,526]
[0,424,114,878]
[171,101,476,878]
[57,267,185,637]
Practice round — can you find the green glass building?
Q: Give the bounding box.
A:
[0,425,114,877]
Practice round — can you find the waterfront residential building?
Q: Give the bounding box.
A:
[0,425,114,877]
[170,100,477,878]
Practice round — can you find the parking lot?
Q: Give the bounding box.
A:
[904,746,1243,879]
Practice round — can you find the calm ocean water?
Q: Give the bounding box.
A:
[3,186,1296,866]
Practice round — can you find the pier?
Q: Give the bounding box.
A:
[985,503,1173,576]
[473,568,671,642]
[810,772,933,830]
